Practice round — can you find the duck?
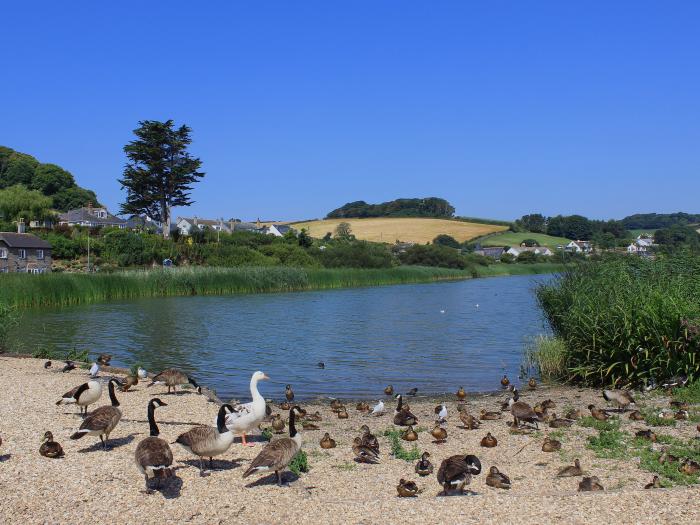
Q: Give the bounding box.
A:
[674,410,689,421]
[393,395,418,426]
[659,410,675,421]
[56,379,103,417]
[384,385,394,396]
[485,466,511,489]
[565,408,582,420]
[549,414,573,428]
[223,371,270,447]
[148,368,201,395]
[243,406,305,485]
[456,386,466,401]
[509,393,540,429]
[406,387,418,397]
[628,410,645,421]
[635,429,657,442]
[271,414,285,434]
[337,407,349,419]
[479,409,502,421]
[70,378,122,450]
[44,360,52,369]
[459,411,479,430]
[679,459,700,475]
[61,360,76,373]
[320,433,336,449]
[437,455,482,495]
[542,436,561,452]
[317,362,325,369]
[500,375,510,388]
[670,400,689,411]
[480,432,497,448]
[330,399,344,411]
[137,367,148,379]
[528,378,537,390]
[659,448,679,464]
[279,401,291,411]
[370,400,385,416]
[358,425,380,456]
[602,389,635,411]
[644,475,662,489]
[431,425,447,443]
[302,422,320,431]
[356,402,370,412]
[396,478,419,497]
[435,404,448,423]
[285,385,294,402]
[119,374,139,392]
[588,404,610,421]
[39,431,64,458]
[97,353,112,366]
[401,426,418,442]
[135,398,174,493]
[175,404,236,476]
[306,411,323,422]
[415,452,433,476]
[578,476,604,491]
[557,458,583,477]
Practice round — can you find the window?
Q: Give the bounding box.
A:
[0,247,7,259]
[18,249,26,259]
[37,249,44,260]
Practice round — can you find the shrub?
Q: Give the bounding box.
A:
[315,241,394,268]
[523,336,569,381]
[433,234,460,249]
[398,244,467,269]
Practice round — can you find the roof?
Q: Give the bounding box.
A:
[0,232,52,249]
[274,225,292,234]
[58,207,126,226]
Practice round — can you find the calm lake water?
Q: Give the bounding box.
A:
[14,274,553,400]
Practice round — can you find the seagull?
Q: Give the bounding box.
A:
[371,400,385,416]
[475,304,479,308]
[436,404,448,423]
[137,367,147,379]
[440,310,445,314]
[89,362,100,378]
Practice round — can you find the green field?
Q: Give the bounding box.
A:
[477,231,571,250]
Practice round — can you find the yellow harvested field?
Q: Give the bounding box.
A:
[291,217,507,244]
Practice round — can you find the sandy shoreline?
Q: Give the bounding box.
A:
[0,356,698,524]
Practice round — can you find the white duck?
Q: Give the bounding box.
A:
[222,371,269,447]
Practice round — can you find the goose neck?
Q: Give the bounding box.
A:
[108,381,120,407]
[250,376,263,402]
[147,404,159,436]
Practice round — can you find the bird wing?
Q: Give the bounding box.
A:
[437,456,468,484]
[243,438,298,476]
[136,437,173,468]
[79,406,120,431]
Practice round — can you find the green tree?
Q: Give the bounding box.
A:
[119,120,205,238]
[334,222,353,240]
[0,153,38,188]
[297,228,313,248]
[516,214,546,233]
[52,186,100,212]
[0,184,53,222]
[520,238,540,247]
[432,234,460,249]
[32,163,75,195]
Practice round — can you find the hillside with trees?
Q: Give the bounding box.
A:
[326,197,455,219]
[620,212,700,230]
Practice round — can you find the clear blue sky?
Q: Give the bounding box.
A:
[2,2,698,222]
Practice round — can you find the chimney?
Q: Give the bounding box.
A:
[256,217,261,229]
[229,220,235,232]
[193,216,198,226]
[87,201,93,215]
[17,217,26,234]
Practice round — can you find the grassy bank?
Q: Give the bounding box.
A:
[474,262,566,277]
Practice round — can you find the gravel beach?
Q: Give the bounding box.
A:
[0,356,698,524]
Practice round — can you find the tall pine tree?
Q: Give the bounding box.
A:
[119,120,204,238]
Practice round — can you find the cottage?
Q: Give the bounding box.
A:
[565,240,592,253]
[474,247,505,259]
[263,224,293,237]
[506,246,553,257]
[0,222,52,273]
[59,204,127,229]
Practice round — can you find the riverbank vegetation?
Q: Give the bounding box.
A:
[536,254,700,387]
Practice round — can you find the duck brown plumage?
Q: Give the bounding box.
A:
[578,476,604,491]
[396,478,419,497]
[542,436,561,452]
[39,431,64,458]
[588,404,610,421]
[437,454,482,495]
[480,432,497,448]
[644,475,662,489]
[628,410,644,421]
[557,458,583,477]
[401,426,418,442]
[456,386,466,400]
[431,425,447,443]
[320,433,336,449]
[460,411,480,430]
[485,466,511,489]
[415,452,433,476]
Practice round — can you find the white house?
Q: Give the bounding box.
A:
[263,224,293,237]
[565,240,592,253]
[507,246,553,257]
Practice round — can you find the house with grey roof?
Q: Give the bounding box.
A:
[0,221,52,273]
[58,205,127,229]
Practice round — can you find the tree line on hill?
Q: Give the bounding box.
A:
[326,197,455,219]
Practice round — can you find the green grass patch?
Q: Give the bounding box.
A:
[31,344,89,362]
[672,381,700,405]
[642,409,677,427]
[473,262,566,278]
[548,429,567,442]
[586,429,630,459]
[639,448,699,486]
[382,428,422,461]
[478,231,572,250]
[289,450,309,476]
[579,416,621,432]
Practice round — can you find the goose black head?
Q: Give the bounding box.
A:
[464,455,482,474]
[151,398,168,408]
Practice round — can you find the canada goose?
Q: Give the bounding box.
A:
[578,476,604,491]
[70,378,122,450]
[175,404,235,476]
[549,414,573,428]
[223,371,270,447]
[415,452,433,476]
[479,409,502,421]
[480,432,497,448]
[628,410,644,421]
[320,433,336,449]
[302,422,320,431]
[370,400,385,416]
[306,411,323,422]
[588,405,610,421]
[486,466,511,489]
[97,353,112,366]
[149,368,201,395]
[135,398,173,493]
[635,429,657,442]
[437,455,482,495]
[137,367,148,379]
[431,425,447,443]
[56,380,103,417]
[285,385,294,402]
[602,389,635,411]
[528,378,537,390]
[243,406,304,485]
[337,407,349,419]
[459,411,480,430]
[384,385,394,396]
[557,458,583,477]
[119,375,138,392]
[44,360,52,369]
[542,436,561,452]
[271,414,285,434]
[393,395,418,426]
[565,408,582,420]
[435,404,448,423]
[39,431,64,458]
[679,459,700,475]
[61,361,76,373]
[509,396,540,429]
[500,375,510,388]
[356,402,369,412]
[644,475,662,489]
[279,401,291,411]
[456,386,466,401]
[89,362,100,378]
[396,478,420,497]
[401,426,418,441]
[406,387,418,397]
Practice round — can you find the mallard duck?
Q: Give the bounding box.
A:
[549,414,573,428]
[358,425,379,455]
[659,449,679,464]
[542,436,561,452]
[330,399,344,411]
[320,432,336,449]
[393,395,418,426]
[302,422,320,431]
[628,410,644,421]
[352,436,379,464]
[175,404,236,476]
[243,406,305,485]
[279,401,291,411]
[456,386,466,401]
[306,411,323,422]
[223,371,270,447]
[557,459,583,477]
[528,378,537,390]
[356,402,369,412]
[135,398,173,493]
[635,429,657,442]
[479,409,502,421]
[565,408,582,420]
[500,375,510,388]
[415,452,433,476]
[578,476,604,491]
[431,425,447,443]
[659,410,675,421]
[480,432,497,448]
[401,426,418,441]
[56,380,103,417]
[679,459,700,475]
[541,399,556,410]
[271,414,285,434]
[370,400,385,416]
[396,478,419,497]
[317,362,325,369]
[670,400,689,411]
[437,455,481,495]
[406,388,418,397]
[486,466,511,489]
[285,385,294,402]
[588,405,610,421]
[70,379,122,450]
[674,410,689,421]
[44,360,52,369]
[644,475,662,489]
[39,431,64,458]
[384,385,394,396]
[460,411,480,430]
[119,375,139,392]
[337,408,349,419]
[61,360,76,373]
[148,369,201,395]
[602,389,635,411]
